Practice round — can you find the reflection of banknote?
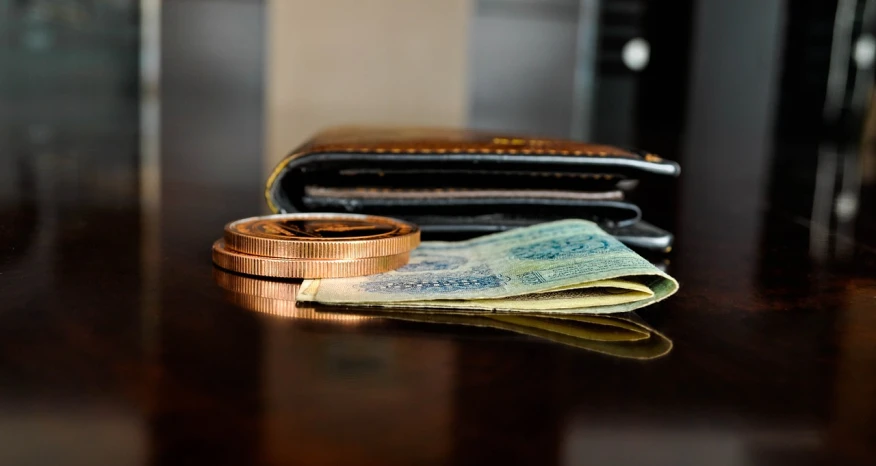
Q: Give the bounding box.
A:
[482,313,672,359]
[298,220,678,315]
[323,307,672,359]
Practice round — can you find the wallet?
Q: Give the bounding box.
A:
[265,127,680,251]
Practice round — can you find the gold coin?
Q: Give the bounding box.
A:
[213,268,372,322]
[212,239,410,278]
[223,213,419,259]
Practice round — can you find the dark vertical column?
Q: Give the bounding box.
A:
[629,0,695,229]
[0,1,146,463]
[676,0,786,301]
[150,1,266,464]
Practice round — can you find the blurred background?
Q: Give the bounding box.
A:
[2,0,875,252]
[2,1,876,464]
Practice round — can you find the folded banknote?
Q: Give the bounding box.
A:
[298,219,679,315]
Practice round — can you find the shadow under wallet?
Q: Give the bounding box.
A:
[265,127,680,252]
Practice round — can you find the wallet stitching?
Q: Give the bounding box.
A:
[341,147,630,157]
[325,148,667,162]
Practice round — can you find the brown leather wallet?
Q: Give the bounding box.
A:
[265,127,680,250]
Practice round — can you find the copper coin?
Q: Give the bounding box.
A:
[223,213,419,259]
[211,239,410,278]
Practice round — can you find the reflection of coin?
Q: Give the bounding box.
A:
[213,268,371,322]
[224,213,419,259]
[223,291,373,322]
[212,267,301,300]
[212,240,410,278]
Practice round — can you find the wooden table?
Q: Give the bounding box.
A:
[2,124,875,466]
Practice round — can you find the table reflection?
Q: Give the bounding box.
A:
[212,267,673,360]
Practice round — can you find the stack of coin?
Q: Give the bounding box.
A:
[212,213,420,278]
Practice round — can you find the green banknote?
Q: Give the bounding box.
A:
[298,219,679,315]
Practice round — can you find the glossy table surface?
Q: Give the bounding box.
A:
[2,111,876,466]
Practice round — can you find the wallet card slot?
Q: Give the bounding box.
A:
[305,186,625,201]
[298,196,642,228]
[270,152,679,212]
[292,165,623,193]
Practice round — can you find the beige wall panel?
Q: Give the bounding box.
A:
[266,0,471,171]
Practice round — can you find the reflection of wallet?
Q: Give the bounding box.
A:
[265,127,680,251]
